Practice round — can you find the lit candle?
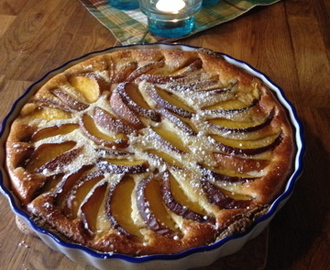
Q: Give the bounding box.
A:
[139,0,201,38]
[156,0,186,13]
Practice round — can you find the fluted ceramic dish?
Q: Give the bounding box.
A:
[0,44,304,270]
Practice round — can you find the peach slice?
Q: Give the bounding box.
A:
[147,85,193,118]
[126,59,165,82]
[55,166,94,209]
[31,124,79,142]
[188,82,237,102]
[80,113,128,147]
[167,78,221,93]
[200,164,258,183]
[107,175,143,239]
[113,61,138,83]
[220,188,254,201]
[117,83,160,122]
[68,75,100,103]
[136,176,179,237]
[81,182,108,234]
[158,108,197,135]
[151,125,190,153]
[7,142,34,169]
[94,107,136,134]
[201,180,252,209]
[38,174,64,194]
[210,132,283,156]
[203,98,259,114]
[25,141,77,172]
[213,153,270,174]
[95,148,133,157]
[146,149,183,168]
[97,158,148,174]
[208,109,275,133]
[26,99,74,112]
[136,58,202,84]
[76,72,111,92]
[137,73,185,85]
[37,147,83,173]
[161,172,214,223]
[110,85,144,129]
[172,58,203,75]
[25,106,71,120]
[66,171,105,219]
[51,88,89,111]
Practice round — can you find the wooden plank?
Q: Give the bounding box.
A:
[285,0,330,107]
[0,15,16,38]
[0,1,79,82]
[0,0,28,15]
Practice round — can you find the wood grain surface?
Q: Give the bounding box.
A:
[0,0,329,269]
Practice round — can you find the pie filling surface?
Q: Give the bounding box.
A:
[6,48,296,256]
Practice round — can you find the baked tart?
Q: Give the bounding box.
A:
[5,47,296,256]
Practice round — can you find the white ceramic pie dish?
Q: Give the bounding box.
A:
[0,43,304,270]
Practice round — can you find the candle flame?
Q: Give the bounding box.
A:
[156,0,186,13]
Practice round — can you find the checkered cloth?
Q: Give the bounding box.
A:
[78,0,280,45]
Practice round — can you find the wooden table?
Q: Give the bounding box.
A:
[0,0,329,269]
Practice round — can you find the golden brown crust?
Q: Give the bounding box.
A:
[5,48,296,256]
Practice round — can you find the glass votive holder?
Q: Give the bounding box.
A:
[202,0,220,6]
[108,0,139,10]
[139,0,203,38]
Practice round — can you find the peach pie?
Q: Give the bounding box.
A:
[6,48,296,256]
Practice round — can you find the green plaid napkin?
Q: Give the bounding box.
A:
[78,0,280,45]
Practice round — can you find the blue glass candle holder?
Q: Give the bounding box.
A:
[108,0,139,10]
[202,0,220,6]
[147,17,195,38]
[139,0,202,38]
